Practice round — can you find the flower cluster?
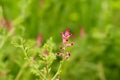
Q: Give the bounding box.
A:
[57,29,73,59]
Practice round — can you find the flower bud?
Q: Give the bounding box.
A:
[56,52,65,57]
[59,46,65,50]
[42,49,49,58]
[65,52,71,59]
[66,43,73,47]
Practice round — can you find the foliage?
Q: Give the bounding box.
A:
[0,0,120,80]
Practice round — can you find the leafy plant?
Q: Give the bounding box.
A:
[12,29,73,80]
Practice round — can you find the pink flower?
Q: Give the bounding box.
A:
[65,52,71,59]
[66,43,73,47]
[56,52,65,57]
[59,46,65,50]
[57,29,73,59]
[61,29,72,44]
[61,29,72,39]
[36,34,43,46]
[62,38,68,44]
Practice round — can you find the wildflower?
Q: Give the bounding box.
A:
[59,46,65,50]
[61,29,72,44]
[61,29,73,47]
[65,52,71,59]
[62,38,68,44]
[66,43,73,47]
[56,52,65,57]
[36,34,43,46]
[57,29,73,59]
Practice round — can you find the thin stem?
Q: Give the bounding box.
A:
[51,59,64,80]
[45,59,51,80]
[0,2,12,49]
[15,62,28,80]
[0,38,6,49]
[21,46,47,80]
[97,61,106,80]
[1,0,8,20]
[39,72,47,80]
[35,68,47,80]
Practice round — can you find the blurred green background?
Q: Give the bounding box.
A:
[0,0,120,80]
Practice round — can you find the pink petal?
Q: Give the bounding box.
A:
[36,34,43,45]
[65,29,72,38]
[61,32,66,39]
[65,43,73,47]
[56,52,65,57]
[62,38,68,44]
[65,52,71,59]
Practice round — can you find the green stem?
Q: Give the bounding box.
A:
[21,46,47,80]
[98,61,106,80]
[0,37,6,49]
[15,62,28,80]
[39,72,47,80]
[51,60,64,80]
[45,60,51,80]
[35,67,47,80]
